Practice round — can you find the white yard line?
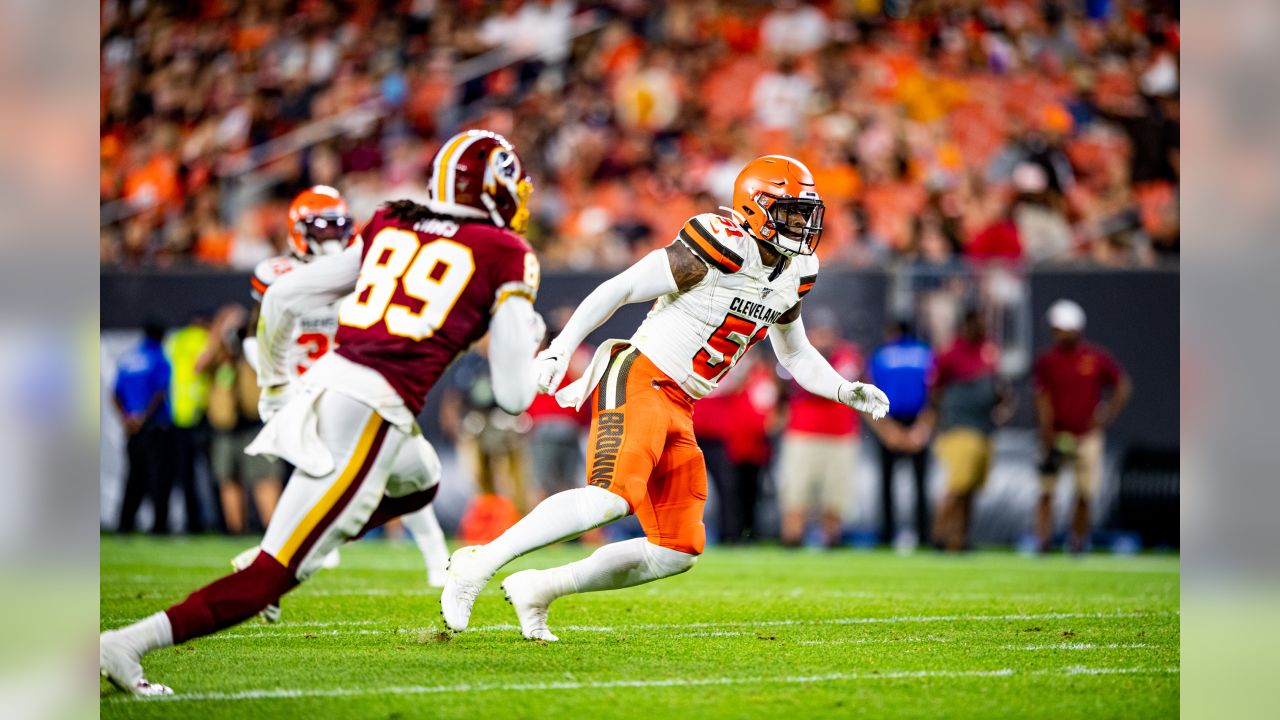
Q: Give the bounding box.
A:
[113,610,1169,640]
[470,610,1172,634]
[112,666,1180,704]
[796,636,950,646]
[1006,643,1155,651]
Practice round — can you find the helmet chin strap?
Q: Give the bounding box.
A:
[480,193,507,228]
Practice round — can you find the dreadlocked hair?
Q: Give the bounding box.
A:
[381,199,485,226]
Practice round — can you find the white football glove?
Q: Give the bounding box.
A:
[258,383,295,423]
[838,381,890,421]
[534,346,571,395]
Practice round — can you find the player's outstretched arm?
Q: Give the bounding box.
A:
[489,295,546,415]
[771,303,890,420]
[257,244,360,389]
[535,246,698,392]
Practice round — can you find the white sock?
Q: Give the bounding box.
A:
[400,505,448,571]
[476,487,629,573]
[112,611,174,656]
[538,538,697,601]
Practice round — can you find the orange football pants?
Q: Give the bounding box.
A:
[585,346,707,555]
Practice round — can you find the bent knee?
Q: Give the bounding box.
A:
[579,484,632,522]
[645,541,699,576]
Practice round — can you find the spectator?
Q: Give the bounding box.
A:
[166,309,219,533]
[202,310,281,535]
[760,0,829,57]
[1010,163,1074,264]
[751,55,813,133]
[1033,300,1131,552]
[930,310,1014,551]
[776,310,863,548]
[113,322,174,534]
[693,370,738,543]
[719,359,781,545]
[866,319,935,550]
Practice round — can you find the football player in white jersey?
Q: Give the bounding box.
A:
[234,186,451,624]
[442,155,890,640]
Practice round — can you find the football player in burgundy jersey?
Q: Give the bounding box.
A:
[231,186,453,628]
[101,130,545,695]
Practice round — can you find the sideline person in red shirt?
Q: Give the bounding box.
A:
[930,310,1014,551]
[1033,299,1131,553]
[776,310,863,548]
[719,359,781,544]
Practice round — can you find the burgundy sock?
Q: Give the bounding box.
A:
[354,485,439,540]
[164,551,298,644]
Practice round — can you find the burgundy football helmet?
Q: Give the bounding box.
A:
[428,129,532,234]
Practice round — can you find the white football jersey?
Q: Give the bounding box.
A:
[631,212,818,399]
[251,256,343,379]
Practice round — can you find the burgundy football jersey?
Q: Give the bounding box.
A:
[335,205,538,415]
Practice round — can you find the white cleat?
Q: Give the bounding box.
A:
[427,567,447,589]
[321,548,342,570]
[440,545,493,632]
[501,570,559,642]
[231,546,281,623]
[100,630,173,696]
[425,547,449,589]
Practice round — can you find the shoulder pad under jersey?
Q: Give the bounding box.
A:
[794,254,819,298]
[676,212,751,275]
[250,256,298,300]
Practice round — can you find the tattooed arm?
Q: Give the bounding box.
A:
[664,237,708,291]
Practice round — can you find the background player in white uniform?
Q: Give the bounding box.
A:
[234,187,451,626]
[442,155,890,641]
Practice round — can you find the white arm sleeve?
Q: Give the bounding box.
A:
[488,296,543,414]
[548,248,677,355]
[242,336,260,373]
[257,244,361,387]
[770,315,849,403]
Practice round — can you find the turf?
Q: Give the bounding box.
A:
[100,535,1178,719]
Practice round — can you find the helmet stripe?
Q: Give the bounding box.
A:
[435,132,480,203]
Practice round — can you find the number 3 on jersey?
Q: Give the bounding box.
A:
[339,228,475,340]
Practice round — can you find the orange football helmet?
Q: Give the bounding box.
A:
[730,155,825,256]
[287,185,354,260]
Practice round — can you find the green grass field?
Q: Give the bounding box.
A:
[101,535,1178,719]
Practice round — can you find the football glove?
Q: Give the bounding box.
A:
[534,346,571,395]
[838,381,890,420]
[258,383,295,423]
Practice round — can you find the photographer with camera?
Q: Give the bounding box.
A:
[1033,300,1131,553]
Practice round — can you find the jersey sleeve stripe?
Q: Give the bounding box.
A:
[251,275,269,298]
[679,227,740,274]
[798,274,817,297]
[685,218,745,272]
[492,281,537,312]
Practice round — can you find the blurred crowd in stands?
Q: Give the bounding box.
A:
[100,0,1179,271]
